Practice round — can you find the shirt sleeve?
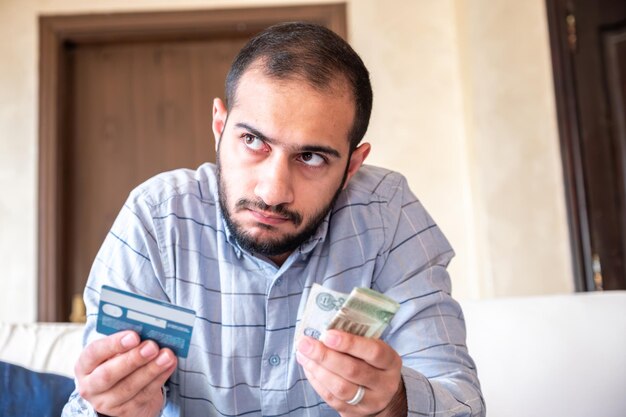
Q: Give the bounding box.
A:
[61,389,99,417]
[61,185,171,416]
[372,173,486,417]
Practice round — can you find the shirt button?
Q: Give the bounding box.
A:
[275,278,283,287]
[268,355,281,366]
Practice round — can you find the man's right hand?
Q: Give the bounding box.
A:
[75,330,177,417]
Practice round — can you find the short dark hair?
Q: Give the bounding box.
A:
[225,22,373,150]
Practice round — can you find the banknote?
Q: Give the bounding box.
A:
[327,287,400,339]
[295,284,348,345]
[296,284,400,346]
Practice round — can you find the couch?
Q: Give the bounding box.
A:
[1,291,624,417]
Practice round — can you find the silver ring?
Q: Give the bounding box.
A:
[346,385,365,406]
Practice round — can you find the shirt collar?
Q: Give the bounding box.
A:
[297,211,331,256]
[216,202,243,258]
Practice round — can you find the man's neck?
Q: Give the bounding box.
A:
[268,252,291,267]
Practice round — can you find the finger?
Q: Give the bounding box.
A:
[126,356,176,408]
[131,369,174,411]
[76,331,140,376]
[320,330,401,370]
[85,348,176,416]
[297,336,376,386]
[106,348,177,405]
[92,362,174,417]
[300,364,345,410]
[297,350,366,403]
[301,361,383,417]
[82,340,160,394]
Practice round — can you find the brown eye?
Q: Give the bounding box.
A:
[299,152,325,167]
[243,134,264,151]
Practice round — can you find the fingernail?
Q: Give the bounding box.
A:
[156,351,173,367]
[140,342,158,358]
[321,332,340,348]
[298,338,313,355]
[121,332,137,348]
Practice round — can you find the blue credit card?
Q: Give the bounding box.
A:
[96,285,196,358]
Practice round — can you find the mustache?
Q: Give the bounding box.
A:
[235,198,303,226]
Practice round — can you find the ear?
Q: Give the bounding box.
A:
[212,98,228,150]
[342,142,371,189]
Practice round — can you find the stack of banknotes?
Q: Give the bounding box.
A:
[296,283,400,345]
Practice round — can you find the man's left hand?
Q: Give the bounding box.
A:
[296,329,406,416]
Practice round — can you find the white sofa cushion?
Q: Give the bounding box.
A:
[0,322,83,377]
[462,291,626,417]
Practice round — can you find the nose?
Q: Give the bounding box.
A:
[254,156,294,207]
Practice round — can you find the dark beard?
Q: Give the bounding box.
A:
[216,152,348,259]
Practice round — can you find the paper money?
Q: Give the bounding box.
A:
[296,284,348,345]
[296,284,400,346]
[327,287,400,339]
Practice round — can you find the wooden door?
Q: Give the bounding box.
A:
[38,5,347,322]
[547,0,626,291]
[64,38,247,319]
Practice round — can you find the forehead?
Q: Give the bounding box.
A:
[229,67,355,150]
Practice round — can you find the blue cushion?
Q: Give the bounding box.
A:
[0,360,75,417]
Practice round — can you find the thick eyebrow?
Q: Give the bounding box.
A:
[234,122,342,159]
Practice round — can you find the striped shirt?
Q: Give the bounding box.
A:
[63,163,485,417]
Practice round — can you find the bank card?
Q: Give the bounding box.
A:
[96,285,196,358]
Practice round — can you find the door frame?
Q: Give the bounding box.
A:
[545,0,594,291]
[38,4,347,321]
[546,0,626,291]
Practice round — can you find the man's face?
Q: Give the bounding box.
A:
[212,66,370,264]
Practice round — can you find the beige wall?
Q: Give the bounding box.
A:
[455,0,573,296]
[354,0,480,299]
[0,0,573,323]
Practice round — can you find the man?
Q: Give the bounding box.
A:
[63,22,484,417]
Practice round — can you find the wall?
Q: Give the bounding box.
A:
[354,0,478,299]
[0,0,573,323]
[455,0,573,296]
